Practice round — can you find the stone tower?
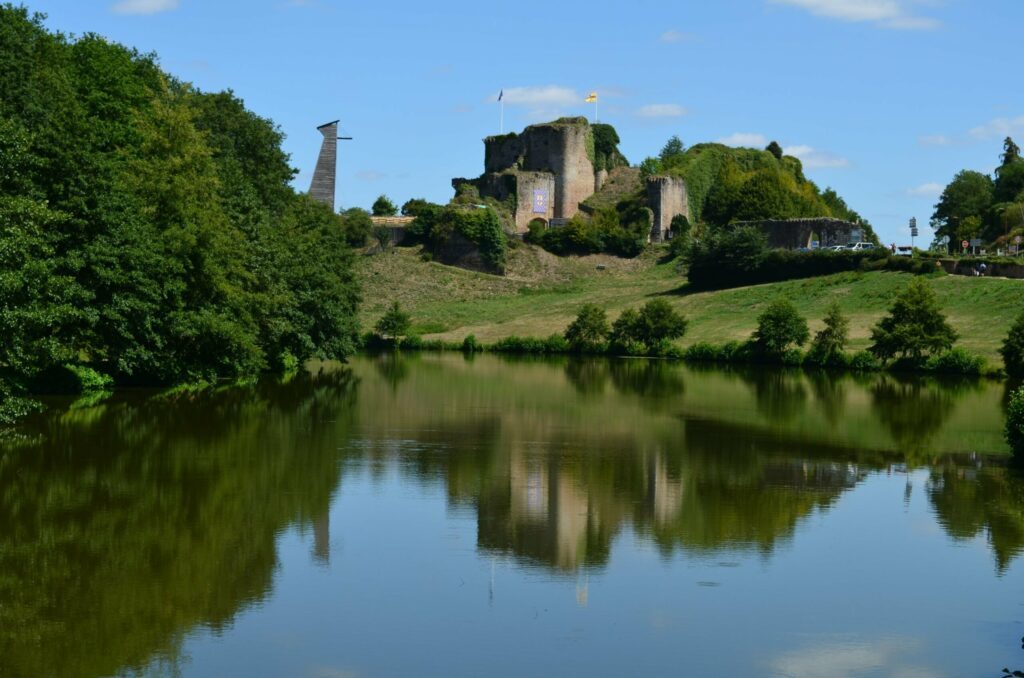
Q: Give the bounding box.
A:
[309,120,339,210]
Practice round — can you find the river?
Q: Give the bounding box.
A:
[1,353,1021,676]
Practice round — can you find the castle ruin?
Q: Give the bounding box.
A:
[454,118,690,242]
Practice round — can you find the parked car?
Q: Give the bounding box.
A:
[848,242,875,252]
[827,245,846,252]
[894,246,914,257]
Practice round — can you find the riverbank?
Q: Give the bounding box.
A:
[357,244,1024,364]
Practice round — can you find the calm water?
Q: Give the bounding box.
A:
[2,354,1023,677]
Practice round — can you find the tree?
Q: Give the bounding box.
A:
[374,302,410,343]
[609,299,687,354]
[1002,137,1021,167]
[931,170,994,241]
[766,141,783,160]
[638,157,662,180]
[869,278,957,364]
[1000,311,1024,378]
[372,194,397,217]
[659,136,685,164]
[994,161,1024,204]
[564,304,610,352]
[807,303,849,365]
[752,299,809,358]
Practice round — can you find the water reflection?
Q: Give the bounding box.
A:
[1,354,1021,676]
[0,367,357,677]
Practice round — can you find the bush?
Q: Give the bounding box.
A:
[924,348,986,376]
[432,206,507,273]
[1001,312,1024,378]
[1008,388,1024,457]
[609,299,688,355]
[528,204,649,259]
[849,350,882,371]
[340,208,373,247]
[869,278,958,365]
[564,304,610,353]
[683,341,723,362]
[752,299,809,359]
[461,335,481,353]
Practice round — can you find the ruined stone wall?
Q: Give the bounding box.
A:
[733,218,859,249]
[645,175,690,242]
[513,172,555,232]
[465,120,596,227]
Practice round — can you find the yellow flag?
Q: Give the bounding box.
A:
[585,92,597,103]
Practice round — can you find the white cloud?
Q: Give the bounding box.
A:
[918,134,950,147]
[906,182,943,198]
[969,115,1024,140]
[784,144,850,168]
[355,170,385,182]
[111,0,179,15]
[660,29,695,43]
[717,132,768,148]
[636,104,687,118]
[769,0,940,30]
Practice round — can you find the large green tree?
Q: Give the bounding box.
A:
[869,279,958,363]
[931,170,994,242]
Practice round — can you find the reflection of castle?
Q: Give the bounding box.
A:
[482,449,686,571]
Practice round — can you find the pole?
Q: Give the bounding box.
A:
[500,98,504,135]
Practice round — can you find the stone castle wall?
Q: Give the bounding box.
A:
[645,175,690,242]
[733,218,860,249]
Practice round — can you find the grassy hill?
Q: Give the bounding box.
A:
[357,244,1023,363]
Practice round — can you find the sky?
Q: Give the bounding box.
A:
[22,0,1024,245]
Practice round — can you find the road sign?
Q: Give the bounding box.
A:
[962,240,969,250]
[1016,235,1023,245]
[970,238,983,247]
[940,235,950,245]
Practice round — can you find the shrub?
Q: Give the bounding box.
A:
[1001,311,1024,378]
[806,303,849,366]
[340,208,373,247]
[849,350,882,371]
[752,299,809,359]
[924,348,986,376]
[609,299,688,355]
[869,278,957,365]
[1008,388,1024,457]
[564,304,610,353]
[461,335,481,353]
[683,341,722,362]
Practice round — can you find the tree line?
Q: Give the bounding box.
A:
[0,6,362,422]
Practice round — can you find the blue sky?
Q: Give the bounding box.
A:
[25,0,1024,244]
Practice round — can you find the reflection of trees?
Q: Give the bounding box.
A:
[374,352,410,391]
[928,463,1024,573]
[0,368,358,677]
[563,358,608,397]
[871,375,974,455]
[807,371,847,424]
[608,359,685,398]
[745,368,808,423]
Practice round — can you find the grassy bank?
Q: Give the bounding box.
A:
[357,244,1024,364]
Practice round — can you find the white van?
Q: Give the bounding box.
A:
[848,242,875,252]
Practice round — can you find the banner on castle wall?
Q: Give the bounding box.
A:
[532,189,549,214]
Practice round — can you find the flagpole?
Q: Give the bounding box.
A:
[500,97,504,134]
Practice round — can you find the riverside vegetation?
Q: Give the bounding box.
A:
[0,7,362,423]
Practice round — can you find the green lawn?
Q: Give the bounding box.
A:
[357,244,1023,363]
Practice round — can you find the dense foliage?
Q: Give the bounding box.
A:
[608,299,688,355]
[371,194,397,217]
[401,201,507,272]
[1001,312,1024,378]
[806,303,849,366]
[637,141,874,238]
[374,302,411,344]
[590,123,628,172]
[870,279,958,364]
[526,204,650,258]
[0,6,360,416]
